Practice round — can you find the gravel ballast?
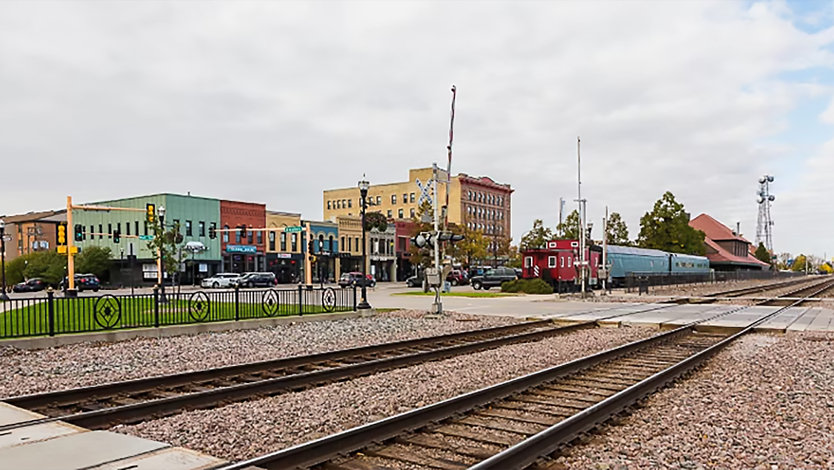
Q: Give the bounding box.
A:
[0,310,521,398]
[115,325,656,461]
[555,332,834,469]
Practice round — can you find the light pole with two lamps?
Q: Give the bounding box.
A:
[357,177,372,310]
[0,219,9,301]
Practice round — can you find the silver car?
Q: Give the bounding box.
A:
[201,273,241,289]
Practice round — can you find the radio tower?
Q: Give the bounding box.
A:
[755,175,775,252]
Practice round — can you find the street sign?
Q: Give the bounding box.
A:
[284,226,303,233]
[138,235,154,241]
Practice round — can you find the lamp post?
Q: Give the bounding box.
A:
[158,205,168,303]
[357,177,372,310]
[0,219,8,301]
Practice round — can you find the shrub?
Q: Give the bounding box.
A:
[501,278,553,294]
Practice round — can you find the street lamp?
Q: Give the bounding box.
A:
[357,176,372,310]
[0,219,8,301]
[158,205,167,303]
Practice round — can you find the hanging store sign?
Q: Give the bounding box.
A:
[227,245,257,254]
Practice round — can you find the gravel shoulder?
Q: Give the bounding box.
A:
[0,310,521,398]
[554,331,834,470]
[114,325,657,461]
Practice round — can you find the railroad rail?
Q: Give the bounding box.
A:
[217,278,834,470]
[1,303,683,431]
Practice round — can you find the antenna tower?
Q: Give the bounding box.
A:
[755,175,775,252]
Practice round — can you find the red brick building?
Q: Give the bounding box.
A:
[220,200,266,273]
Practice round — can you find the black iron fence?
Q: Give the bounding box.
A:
[0,285,357,339]
[624,270,804,294]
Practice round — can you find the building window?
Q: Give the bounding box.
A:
[107,223,112,238]
[524,256,532,268]
[198,221,205,237]
[403,193,407,204]
[143,222,148,236]
[347,237,352,251]
[336,200,341,209]
[116,223,121,238]
[126,222,131,236]
[387,210,392,218]
[233,226,239,243]
[355,237,360,251]
[89,225,94,239]
[248,230,253,244]
[348,199,352,208]
[391,194,397,204]
[185,220,192,236]
[398,208,403,218]
[269,231,275,251]
[410,192,415,203]
[376,196,381,205]
[257,231,263,245]
[329,235,334,252]
[410,208,415,218]
[280,232,287,251]
[291,233,298,251]
[548,256,557,268]
[341,236,345,251]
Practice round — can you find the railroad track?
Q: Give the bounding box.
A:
[218,279,834,470]
[1,303,684,431]
[703,276,815,299]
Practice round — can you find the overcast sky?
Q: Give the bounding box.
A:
[1,1,832,258]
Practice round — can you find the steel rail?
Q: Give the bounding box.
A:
[703,276,815,298]
[214,281,833,470]
[471,278,834,470]
[4,303,675,431]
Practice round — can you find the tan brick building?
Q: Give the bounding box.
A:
[323,168,513,244]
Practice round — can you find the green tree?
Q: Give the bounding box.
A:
[446,222,489,267]
[637,191,705,255]
[520,219,553,250]
[75,246,112,279]
[364,211,388,232]
[753,243,771,264]
[605,212,630,245]
[4,256,28,285]
[791,254,807,272]
[556,210,580,239]
[146,219,185,285]
[505,244,522,268]
[21,251,67,286]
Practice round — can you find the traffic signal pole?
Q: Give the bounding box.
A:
[66,196,75,293]
[432,164,442,315]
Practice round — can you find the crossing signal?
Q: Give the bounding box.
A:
[113,229,121,243]
[57,223,67,246]
[146,204,155,224]
[74,224,83,242]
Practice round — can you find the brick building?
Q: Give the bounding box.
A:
[220,200,266,273]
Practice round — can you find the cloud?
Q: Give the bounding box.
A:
[0,1,832,256]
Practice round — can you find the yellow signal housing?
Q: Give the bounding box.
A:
[57,223,67,246]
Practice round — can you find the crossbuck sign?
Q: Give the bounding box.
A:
[415,178,435,205]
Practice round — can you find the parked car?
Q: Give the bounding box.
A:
[470,267,518,290]
[405,274,422,288]
[339,272,376,288]
[61,274,101,292]
[201,273,241,289]
[234,272,277,288]
[12,278,48,293]
[446,269,468,286]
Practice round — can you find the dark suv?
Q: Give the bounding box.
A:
[61,274,101,292]
[470,267,517,290]
[236,272,277,288]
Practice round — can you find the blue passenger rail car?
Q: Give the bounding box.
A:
[606,245,710,286]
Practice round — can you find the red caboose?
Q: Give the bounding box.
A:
[521,240,602,292]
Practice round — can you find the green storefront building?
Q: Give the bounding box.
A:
[72,193,221,285]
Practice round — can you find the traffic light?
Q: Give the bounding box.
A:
[239,225,247,239]
[146,204,155,224]
[308,239,315,254]
[410,231,433,248]
[209,225,216,239]
[113,229,121,244]
[57,223,67,246]
[437,231,465,243]
[74,224,83,242]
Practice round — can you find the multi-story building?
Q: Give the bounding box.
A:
[369,225,397,282]
[336,215,364,274]
[72,193,222,284]
[220,200,266,273]
[265,211,303,283]
[303,220,339,283]
[0,210,66,262]
[323,167,513,246]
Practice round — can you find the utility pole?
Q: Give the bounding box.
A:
[558,197,565,237]
[602,206,608,292]
[576,137,586,297]
[444,85,456,230]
